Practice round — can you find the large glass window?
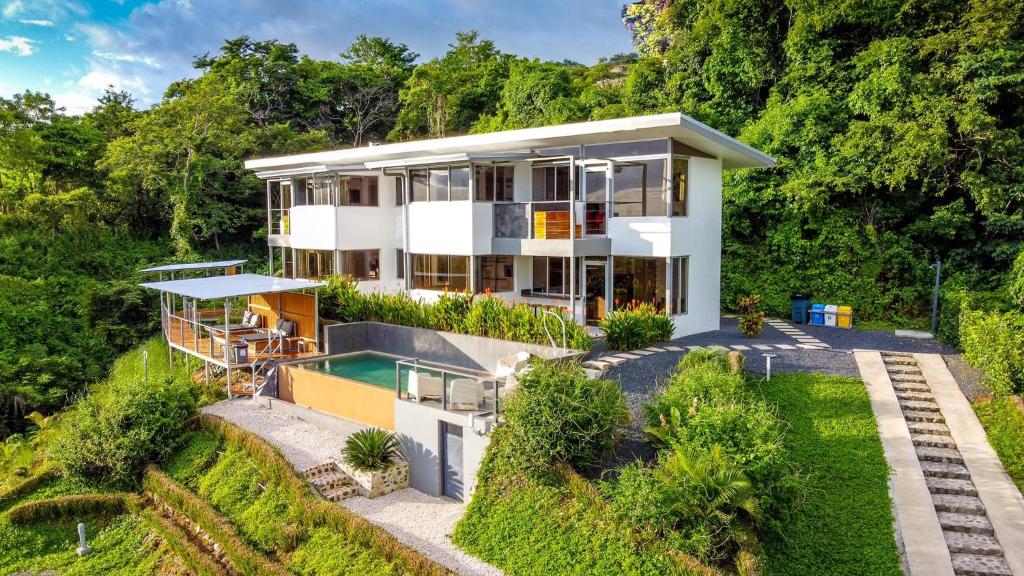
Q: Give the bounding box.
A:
[450,166,470,201]
[475,165,515,201]
[292,177,317,206]
[672,256,688,314]
[532,257,569,295]
[613,158,667,217]
[295,249,335,279]
[268,180,291,235]
[532,164,573,201]
[340,249,379,280]
[411,169,428,202]
[613,257,666,311]
[671,158,687,216]
[313,175,335,205]
[396,249,404,279]
[394,176,405,206]
[476,256,514,293]
[584,139,666,159]
[412,254,469,291]
[339,176,379,206]
[429,168,449,201]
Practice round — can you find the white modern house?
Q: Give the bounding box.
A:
[244,113,774,337]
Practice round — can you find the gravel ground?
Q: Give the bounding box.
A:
[943,353,991,401]
[200,399,503,576]
[341,490,504,576]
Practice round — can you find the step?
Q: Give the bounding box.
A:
[913,433,958,449]
[933,494,986,515]
[302,461,339,478]
[918,446,965,464]
[320,484,359,502]
[896,390,936,402]
[901,400,941,413]
[945,531,1003,556]
[939,512,994,535]
[888,365,924,375]
[922,460,971,480]
[928,477,979,497]
[905,410,946,423]
[890,372,927,383]
[893,380,931,392]
[908,420,951,435]
[882,351,914,357]
[310,471,355,491]
[883,356,919,366]
[951,553,1012,576]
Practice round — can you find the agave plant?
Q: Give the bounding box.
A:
[342,428,402,472]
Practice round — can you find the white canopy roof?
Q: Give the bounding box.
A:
[140,259,246,273]
[139,273,324,299]
[245,113,776,176]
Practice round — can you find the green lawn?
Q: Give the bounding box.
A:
[973,396,1024,492]
[751,372,902,576]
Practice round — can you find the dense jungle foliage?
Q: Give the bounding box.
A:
[2,0,1022,435]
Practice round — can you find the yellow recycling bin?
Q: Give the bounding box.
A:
[837,305,853,328]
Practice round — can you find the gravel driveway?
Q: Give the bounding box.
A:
[200,399,503,576]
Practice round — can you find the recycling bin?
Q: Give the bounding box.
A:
[824,304,838,327]
[810,304,826,326]
[791,293,811,324]
[837,305,853,328]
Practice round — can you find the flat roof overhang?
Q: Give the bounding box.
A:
[139,273,325,300]
[244,113,776,175]
[139,259,247,273]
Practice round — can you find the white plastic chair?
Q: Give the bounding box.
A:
[409,371,443,402]
[449,378,483,411]
[496,351,531,380]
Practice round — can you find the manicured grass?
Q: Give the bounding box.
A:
[973,396,1024,492]
[751,372,902,576]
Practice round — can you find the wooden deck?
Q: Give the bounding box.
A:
[165,316,320,369]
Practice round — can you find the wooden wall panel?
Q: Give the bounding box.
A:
[249,292,317,340]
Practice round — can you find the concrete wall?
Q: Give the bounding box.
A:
[322,321,584,374]
[669,156,722,336]
[394,399,493,501]
[289,205,338,250]
[278,364,396,430]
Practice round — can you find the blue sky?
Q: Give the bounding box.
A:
[0,0,635,115]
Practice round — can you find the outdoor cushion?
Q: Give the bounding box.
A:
[248,313,262,328]
[242,310,253,325]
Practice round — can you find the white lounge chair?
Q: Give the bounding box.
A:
[408,371,443,403]
[449,378,483,411]
[496,351,531,380]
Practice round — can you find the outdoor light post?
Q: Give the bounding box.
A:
[143,350,148,382]
[931,259,942,336]
[76,522,91,555]
[763,353,776,381]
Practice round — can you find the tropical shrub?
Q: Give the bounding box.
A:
[497,360,628,475]
[959,307,1024,396]
[319,276,592,349]
[342,428,402,471]
[737,294,764,337]
[1010,250,1024,311]
[600,302,674,350]
[51,375,197,487]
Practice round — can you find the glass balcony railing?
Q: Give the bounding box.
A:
[493,201,608,239]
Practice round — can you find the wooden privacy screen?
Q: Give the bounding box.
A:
[249,292,317,340]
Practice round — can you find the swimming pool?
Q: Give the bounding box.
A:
[298,352,407,389]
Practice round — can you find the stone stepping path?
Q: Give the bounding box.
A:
[765,318,830,348]
[881,352,1012,576]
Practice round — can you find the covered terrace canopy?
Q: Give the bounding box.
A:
[139,273,326,398]
[139,259,247,274]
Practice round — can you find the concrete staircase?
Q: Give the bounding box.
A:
[301,461,358,502]
[883,352,1012,576]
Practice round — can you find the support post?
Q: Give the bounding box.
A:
[931,259,942,336]
[224,300,232,400]
[314,289,320,352]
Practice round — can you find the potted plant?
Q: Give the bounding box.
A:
[738,294,765,337]
[338,428,409,498]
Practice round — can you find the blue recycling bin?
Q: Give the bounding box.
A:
[791,293,811,324]
[810,304,826,326]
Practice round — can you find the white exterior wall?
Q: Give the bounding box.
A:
[669,156,723,336]
[289,206,338,250]
[406,201,476,255]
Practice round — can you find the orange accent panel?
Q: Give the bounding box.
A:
[278,365,395,430]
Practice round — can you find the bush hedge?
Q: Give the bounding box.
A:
[600,303,674,350]
[959,306,1024,396]
[52,374,197,487]
[6,492,141,524]
[320,275,591,350]
[497,360,629,475]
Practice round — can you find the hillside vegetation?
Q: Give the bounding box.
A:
[2,1,1022,435]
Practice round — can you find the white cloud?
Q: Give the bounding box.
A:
[18,18,54,26]
[78,63,149,96]
[51,90,97,115]
[64,34,76,42]
[3,0,87,22]
[2,1,22,19]
[0,36,35,56]
[93,50,161,68]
